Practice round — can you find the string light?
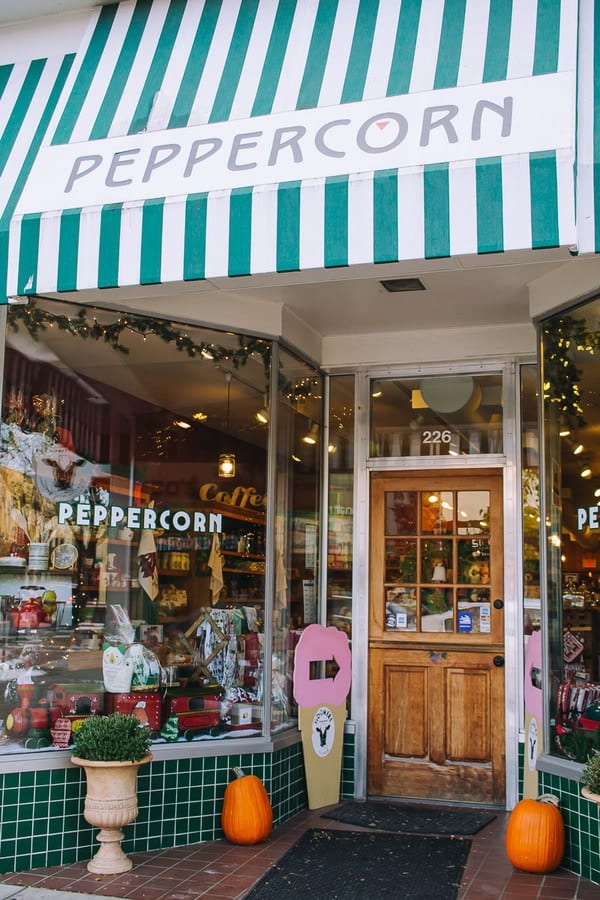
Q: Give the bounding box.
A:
[543,314,600,425]
[8,298,271,377]
[8,298,321,401]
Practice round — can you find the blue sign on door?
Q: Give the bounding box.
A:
[458,611,473,632]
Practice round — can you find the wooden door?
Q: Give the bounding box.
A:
[368,471,505,804]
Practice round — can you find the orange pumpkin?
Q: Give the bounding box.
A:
[505,795,565,873]
[221,766,273,845]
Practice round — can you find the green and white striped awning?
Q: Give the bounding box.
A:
[3,0,581,301]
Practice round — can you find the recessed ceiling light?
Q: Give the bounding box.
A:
[380,277,426,293]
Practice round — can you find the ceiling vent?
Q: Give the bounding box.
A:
[380,277,426,293]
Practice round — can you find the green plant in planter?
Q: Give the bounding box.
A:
[72,713,152,763]
[582,750,600,796]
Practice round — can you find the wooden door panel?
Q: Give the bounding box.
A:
[369,646,504,803]
[383,665,428,758]
[446,668,491,761]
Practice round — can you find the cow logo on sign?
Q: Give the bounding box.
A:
[33,444,93,501]
[311,706,335,758]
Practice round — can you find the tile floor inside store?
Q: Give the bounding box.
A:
[2,804,599,900]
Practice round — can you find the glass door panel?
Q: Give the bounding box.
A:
[383,488,491,635]
[420,491,454,534]
[384,492,418,535]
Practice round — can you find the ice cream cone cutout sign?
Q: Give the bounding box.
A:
[293,624,351,809]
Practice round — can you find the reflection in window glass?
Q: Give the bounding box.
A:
[385,492,417,535]
[370,373,503,458]
[327,375,354,644]
[421,492,453,534]
[541,304,600,760]
[0,298,323,753]
[521,365,541,632]
[274,347,323,725]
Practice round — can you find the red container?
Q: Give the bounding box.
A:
[105,691,163,732]
[165,693,222,714]
[47,683,104,716]
[163,691,222,735]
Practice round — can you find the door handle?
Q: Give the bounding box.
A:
[493,599,504,609]
[493,656,505,667]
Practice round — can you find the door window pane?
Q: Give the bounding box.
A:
[458,589,491,634]
[385,492,418,535]
[458,539,491,584]
[385,538,417,583]
[457,491,490,534]
[421,539,453,582]
[386,586,417,631]
[382,488,491,635]
[421,492,454,534]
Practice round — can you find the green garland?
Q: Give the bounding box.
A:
[7,298,322,405]
[7,296,271,372]
[12,301,590,421]
[542,315,600,426]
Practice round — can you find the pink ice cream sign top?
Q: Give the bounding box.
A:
[293,624,351,707]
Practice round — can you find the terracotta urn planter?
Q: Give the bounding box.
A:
[71,753,152,874]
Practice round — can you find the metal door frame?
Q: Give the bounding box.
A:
[349,359,525,809]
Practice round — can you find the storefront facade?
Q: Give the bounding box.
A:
[1,0,600,884]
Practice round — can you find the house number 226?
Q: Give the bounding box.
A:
[422,429,452,445]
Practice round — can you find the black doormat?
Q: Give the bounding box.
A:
[322,800,496,836]
[243,828,471,900]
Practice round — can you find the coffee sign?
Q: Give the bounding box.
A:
[199,483,266,513]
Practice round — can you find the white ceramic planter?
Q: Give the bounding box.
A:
[72,754,152,874]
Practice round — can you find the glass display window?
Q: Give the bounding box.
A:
[326,375,355,641]
[541,300,600,761]
[0,297,323,754]
[272,347,323,725]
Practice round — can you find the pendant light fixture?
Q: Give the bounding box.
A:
[255,393,269,425]
[302,421,319,445]
[218,372,236,479]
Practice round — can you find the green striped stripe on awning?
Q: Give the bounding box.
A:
[4,0,579,301]
[0,54,75,300]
